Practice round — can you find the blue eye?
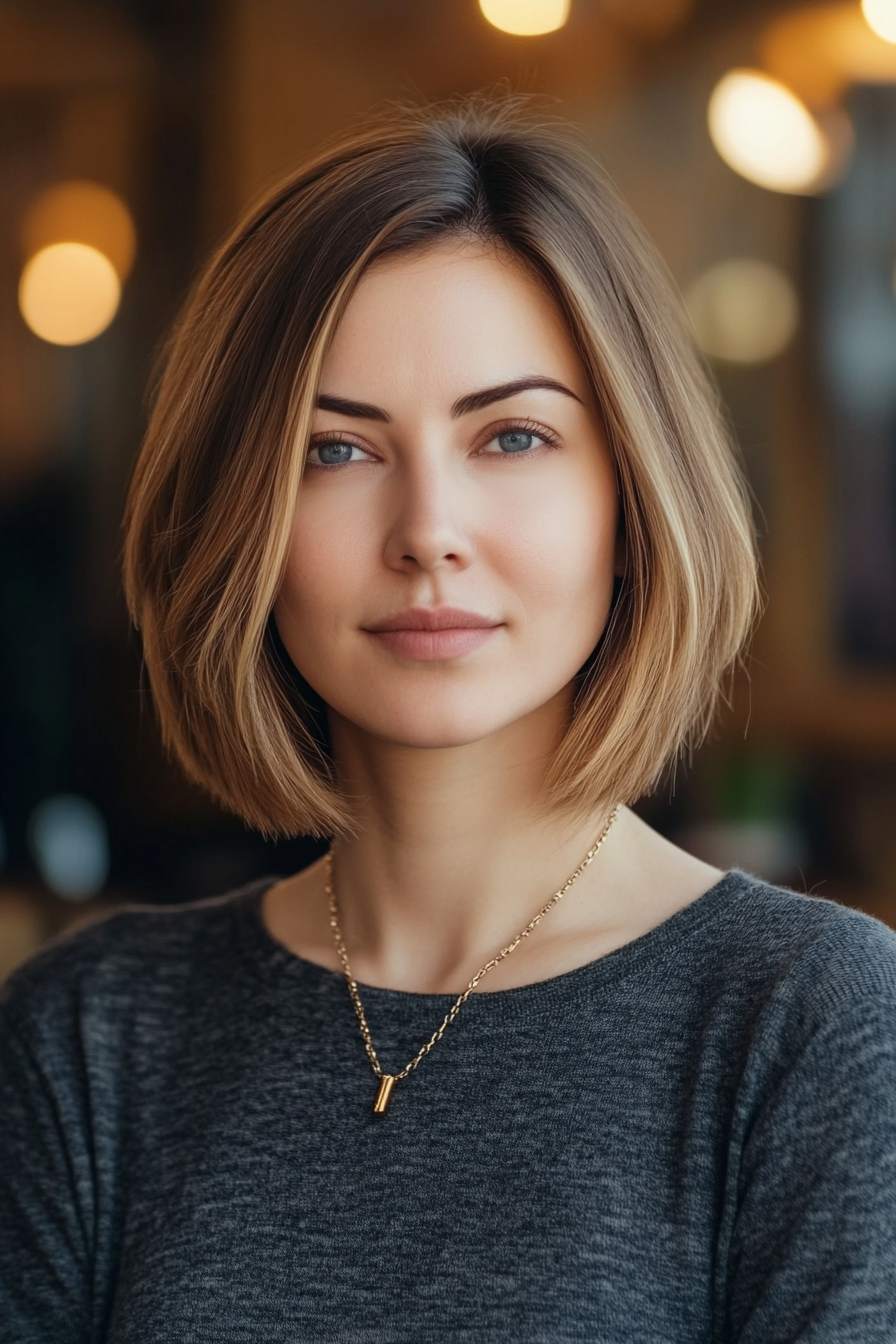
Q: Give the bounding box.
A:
[308,441,365,466]
[496,430,536,453]
[318,442,353,465]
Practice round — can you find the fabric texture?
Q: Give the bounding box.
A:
[1,870,895,1343]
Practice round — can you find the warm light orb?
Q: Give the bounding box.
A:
[479,0,570,36]
[685,259,799,365]
[862,0,896,43]
[19,242,121,346]
[708,69,829,193]
[21,180,136,279]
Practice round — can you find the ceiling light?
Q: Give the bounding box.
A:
[19,242,121,346]
[708,69,829,193]
[479,0,570,36]
[862,0,896,43]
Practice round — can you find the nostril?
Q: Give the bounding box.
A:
[401,550,461,565]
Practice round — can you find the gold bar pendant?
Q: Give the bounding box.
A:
[373,1075,396,1114]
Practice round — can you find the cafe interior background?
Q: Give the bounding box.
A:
[1,0,896,978]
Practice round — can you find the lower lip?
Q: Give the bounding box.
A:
[367,627,500,660]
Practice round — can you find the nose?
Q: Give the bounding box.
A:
[382,455,476,576]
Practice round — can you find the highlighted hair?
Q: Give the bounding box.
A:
[123,97,759,837]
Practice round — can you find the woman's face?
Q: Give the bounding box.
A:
[274,239,620,752]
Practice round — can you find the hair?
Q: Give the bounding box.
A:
[122,95,759,838]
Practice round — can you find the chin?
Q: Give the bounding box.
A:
[361,707,514,751]
[331,681,568,751]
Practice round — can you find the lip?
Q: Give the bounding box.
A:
[365,607,499,633]
[363,607,502,661]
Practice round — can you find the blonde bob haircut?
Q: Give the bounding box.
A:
[123,97,759,839]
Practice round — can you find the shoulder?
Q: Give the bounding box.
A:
[718,871,896,1004]
[620,814,896,1016]
[0,880,274,1046]
[702,873,896,1077]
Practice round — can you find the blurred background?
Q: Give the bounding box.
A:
[1,0,895,977]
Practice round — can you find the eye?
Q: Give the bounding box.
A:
[494,430,537,454]
[306,439,373,467]
[478,422,556,456]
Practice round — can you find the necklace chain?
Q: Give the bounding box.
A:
[325,806,619,1110]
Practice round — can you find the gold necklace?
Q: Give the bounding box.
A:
[325,806,619,1114]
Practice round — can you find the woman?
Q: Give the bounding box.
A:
[2,98,894,1342]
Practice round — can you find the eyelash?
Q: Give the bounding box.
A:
[477,418,559,458]
[305,419,560,469]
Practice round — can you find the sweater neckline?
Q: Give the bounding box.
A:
[232,868,755,1015]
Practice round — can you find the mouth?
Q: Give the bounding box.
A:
[363,607,502,661]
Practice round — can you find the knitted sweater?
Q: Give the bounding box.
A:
[2,871,895,1342]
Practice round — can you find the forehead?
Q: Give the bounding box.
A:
[319,239,589,402]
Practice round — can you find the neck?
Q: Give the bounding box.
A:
[327,691,614,992]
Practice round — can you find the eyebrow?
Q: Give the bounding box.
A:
[315,376,583,424]
[315,393,390,422]
[451,376,583,417]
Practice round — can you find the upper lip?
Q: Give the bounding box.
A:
[364,607,501,632]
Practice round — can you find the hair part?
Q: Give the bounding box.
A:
[122,94,759,837]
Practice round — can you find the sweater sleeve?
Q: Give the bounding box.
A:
[0,991,95,1344]
[726,987,896,1343]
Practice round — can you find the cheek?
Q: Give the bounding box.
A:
[273,529,360,702]
[489,468,618,616]
[276,496,371,625]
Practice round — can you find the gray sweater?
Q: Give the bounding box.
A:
[1,870,895,1343]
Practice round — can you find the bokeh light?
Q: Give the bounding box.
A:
[19,242,121,346]
[708,69,829,193]
[28,794,110,901]
[478,0,570,36]
[862,0,896,43]
[685,259,800,365]
[21,180,136,280]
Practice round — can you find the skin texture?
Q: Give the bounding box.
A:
[266,241,720,995]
